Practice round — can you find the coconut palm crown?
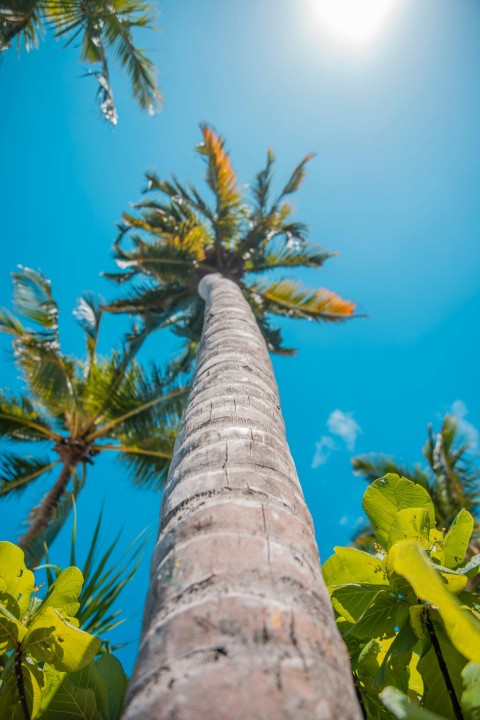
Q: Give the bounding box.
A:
[0,267,186,565]
[106,125,357,365]
[0,0,161,124]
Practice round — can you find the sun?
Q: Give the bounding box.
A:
[312,0,400,45]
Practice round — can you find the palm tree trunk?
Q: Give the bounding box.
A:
[18,461,73,561]
[123,273,361,720]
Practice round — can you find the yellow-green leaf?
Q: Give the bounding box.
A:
[388,508,431,548]
[34,566,83,621]
[323,546,388,589]
[0,541,34,615]
[443,509,474,569]
[389,540,480,664]
[0,601,27,651]
[363,475,435,550]
[24,607,101,672]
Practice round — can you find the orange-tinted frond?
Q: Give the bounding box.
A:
[199,125,241,207]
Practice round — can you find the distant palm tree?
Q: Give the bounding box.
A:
[352,415,480,554]
[109,127,363,719]
[0,0,161,123]
[0,267,186,566]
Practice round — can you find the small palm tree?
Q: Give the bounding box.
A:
[0,266,186,566]
[106,124,356,363]
[0,0,161,123]
[352,415,480,554]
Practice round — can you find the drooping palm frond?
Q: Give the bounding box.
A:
[1,0,161,122]
[73,292,104,367]
[108,126,357,361]
[0,0,41,52]
[0,452,57,497]
[0,391,57,441]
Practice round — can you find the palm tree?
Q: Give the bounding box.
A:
[352,415,480,554]
[0,0,161,124]
[109,127,362,719]
[0,266,186,566]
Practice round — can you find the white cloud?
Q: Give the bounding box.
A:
[311,436,336,469]
[327,409,362,451]
[450,400,478,451]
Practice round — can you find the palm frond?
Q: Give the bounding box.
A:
[251,279,356,322]
[245,243,334,274]
[0,391,57,441]
[86,360,187,441]
[72,507,149,639]
[111,431,176,489]
[11,266,59,338]
[0,0,42,52]
[198,125,241,210]
[102,8,160,113]
[278,153,315,198]
[73,292,105,365]
[251,147,275,217]
[0,453,57,497]
[352,454,430,489]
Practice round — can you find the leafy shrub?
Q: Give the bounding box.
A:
[0,541,127,719]
[323,474,480,719]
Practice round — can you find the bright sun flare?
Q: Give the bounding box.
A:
[313,0,399,45]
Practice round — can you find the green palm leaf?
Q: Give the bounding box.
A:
[0,391,57,441]
[0,453,57,497]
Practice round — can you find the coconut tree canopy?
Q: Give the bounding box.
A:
[106,125,357,369]
[0,266,186,565]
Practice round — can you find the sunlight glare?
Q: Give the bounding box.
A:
[313,0,399,45]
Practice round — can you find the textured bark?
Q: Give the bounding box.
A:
[123,274,361,720]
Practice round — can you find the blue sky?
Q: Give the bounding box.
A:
[1,0,480,672]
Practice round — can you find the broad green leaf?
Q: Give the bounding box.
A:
[443,510,474,569]
[331,584,381,624]
[380,686,449,719]
[363,475,435,550]
[96,654,128,720]
[0,592,21,620]
[388,508,431,548]
[389,540,480,664]
[347,590,409,640]
[0,602,27,651]
[70,659,109,720]
[40,664,103,720]
[323,546,387,589]
[0,659,44,720]
[0,541,34,614]
[417,628,466,719]
[34,566,83,620]
[461,661,480,719]
[24,607,101,672]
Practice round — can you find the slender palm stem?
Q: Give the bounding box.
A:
[14,646,30,720]
[18,460,75,560]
